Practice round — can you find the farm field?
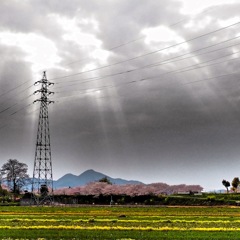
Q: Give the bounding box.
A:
[0,206,240,239]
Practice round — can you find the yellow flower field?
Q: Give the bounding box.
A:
[1,206,240,239]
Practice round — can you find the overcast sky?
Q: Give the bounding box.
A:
[1,0,240,191]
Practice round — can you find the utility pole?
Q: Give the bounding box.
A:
[31,71,54,205]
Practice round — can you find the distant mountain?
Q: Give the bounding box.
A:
[53,169,142,189]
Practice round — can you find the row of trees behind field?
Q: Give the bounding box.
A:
[0,159,204,197]
[54,181,203,196]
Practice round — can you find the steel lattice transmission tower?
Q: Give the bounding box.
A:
[32,71,54,204]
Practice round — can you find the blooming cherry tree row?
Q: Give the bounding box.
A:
[54,182,203,196]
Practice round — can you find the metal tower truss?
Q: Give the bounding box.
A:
[32,71,54,205]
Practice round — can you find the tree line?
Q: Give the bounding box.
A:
[2,158,239,200]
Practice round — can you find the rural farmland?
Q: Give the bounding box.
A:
[1,206,240,239]
[2,0,240,239]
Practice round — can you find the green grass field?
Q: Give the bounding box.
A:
[1,205,240,239]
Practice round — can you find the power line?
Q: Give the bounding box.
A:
[3,51,235,124]
[62,6,216,67]
[0,94,33,115]
[2,32,238,107]
[54,71,240,103]
[175,54,240,74]
[10,103,33,116]
[2,71,237,118]
[0,103,38,131]
[0,8,230,134]
[63,19,193,66]
[0,82,35,119]
[0,9,235,132]
[0,9,232,106]
[55,53,240,100]
[140,37,240,69]
[1,57,238,131]
[0,84,34,109]
[53,36,240,88]
[53,43,240,92]
[0,103,18,114]
[138,54,240,82]
[0,80,32,99]
[50,20,240,81]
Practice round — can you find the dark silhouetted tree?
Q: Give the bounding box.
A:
[231,177,240,192]
[99,176,112,184]
[40,184,49,197]
[0,159,29,194]
[222,179,230,193]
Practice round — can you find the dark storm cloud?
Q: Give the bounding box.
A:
[78,0,183,48]
[0,0,240,190]
[0,44,32,100]
[0,0,79,31]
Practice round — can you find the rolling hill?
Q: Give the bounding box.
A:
[53,169,142,189]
